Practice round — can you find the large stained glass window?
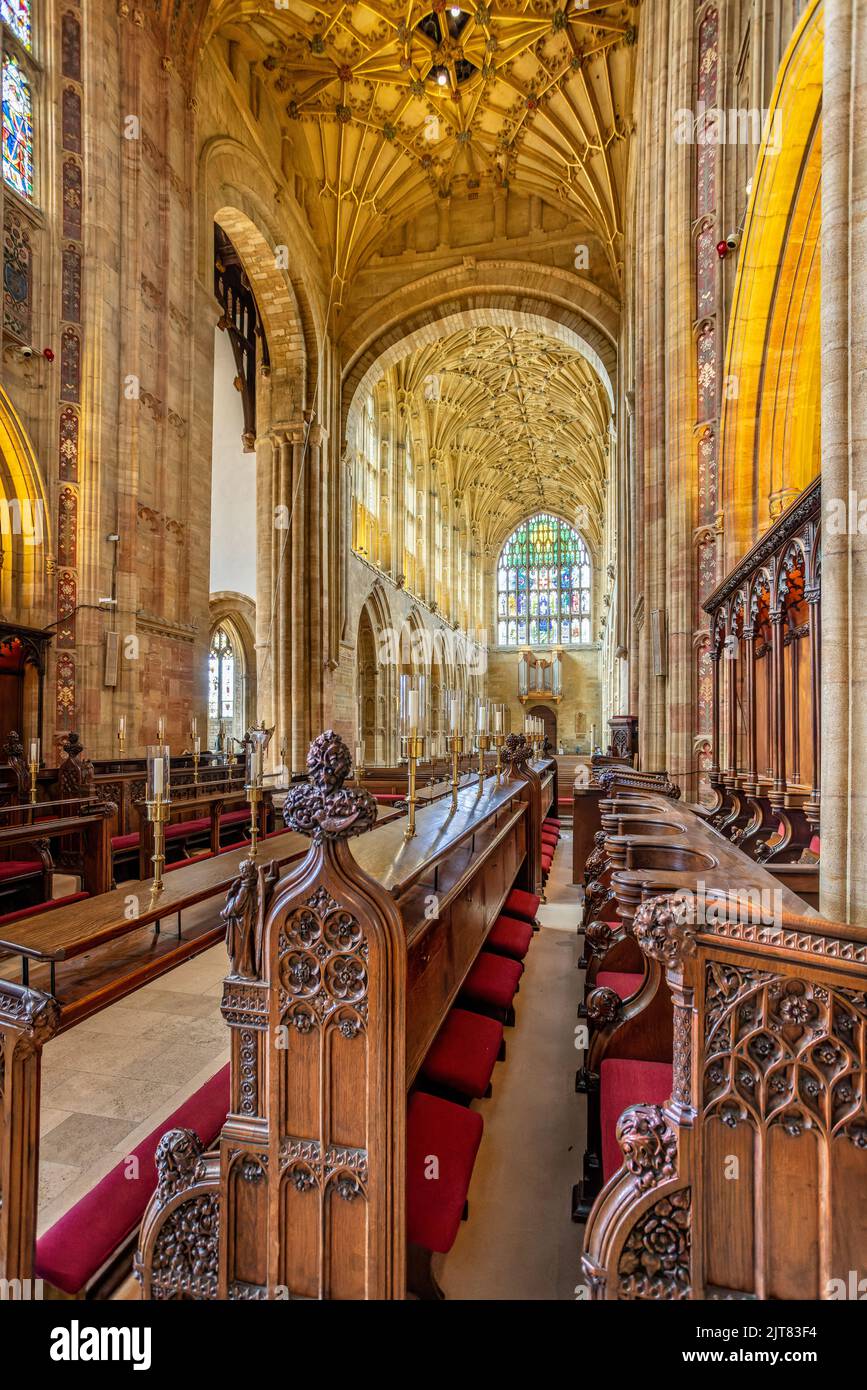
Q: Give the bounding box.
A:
[2,54,33,198]
[1,2,31,51]
[496,513,591,647]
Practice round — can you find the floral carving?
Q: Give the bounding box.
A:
[617,1104,677,1191]
[283,731,377,842]
[618,1189,691,1299]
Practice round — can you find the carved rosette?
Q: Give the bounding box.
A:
[616,1104,677,1191]
[283,730,377,843]
[633,893,697,970]
[617,1188,692,1299]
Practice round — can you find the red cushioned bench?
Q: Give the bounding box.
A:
[486,914,533,961]
[600,1059,673,1182]
[36,1063,230,1298]
[419,1008,505,1102]
[406,1090,483,1297]
[0,891,88,929]
[596,970,643,1000]
[503,888,540,925]
[458,951,522,1026]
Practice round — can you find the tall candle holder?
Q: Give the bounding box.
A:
[245,736,266,855]
[403,733,424,840]
[354,741,365,788]
[117,717,126,761]
[449,733,464,809]
[28,736,40,807]
[146,744,171,892]
[476,734,490,792]
[192,736,201,785]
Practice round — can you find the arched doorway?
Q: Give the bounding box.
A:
[357,607,379,766]
[528,703,557,751]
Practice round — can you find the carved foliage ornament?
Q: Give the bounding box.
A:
[633,893,697,970]
[617,1103,677,1192]
[618,1188,692,1300]
[283,730,377,842]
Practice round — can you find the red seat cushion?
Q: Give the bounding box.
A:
[596,970,643,999]
[504,888,540,922]
[0,892,88,928]
[0,859,43,880]
[541,854,553,871]
[374,794,404,803]
[220,809,250,826]
[544,818,561,828]
[459,952,523,1010]
[601,1059,673,1181]
[421,1008,504,1099]
[36,1064,230,1295]
[487,914,533,960]
[165,816,210,840]
[809,834,820,855]
[111,832,139,851]
[406,1091,483,1253]
[541,831,558,846]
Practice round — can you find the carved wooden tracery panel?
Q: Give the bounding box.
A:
[704,964,867,1145]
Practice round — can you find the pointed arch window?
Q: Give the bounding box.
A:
[2,51,32,198]
[208,626,235,723]
[496,513,591,647]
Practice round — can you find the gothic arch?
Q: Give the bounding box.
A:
[0,383,51,618]
[340,281,618,444]
[199,135,324,409]
[718,0,823,567]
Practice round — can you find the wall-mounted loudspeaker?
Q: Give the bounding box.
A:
[104,631,119,687]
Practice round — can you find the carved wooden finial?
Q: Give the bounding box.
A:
[283,730,378,843]
[503,732,531,767]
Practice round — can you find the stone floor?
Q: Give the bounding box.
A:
[38,826,587,1300]
[441,826,585,1300]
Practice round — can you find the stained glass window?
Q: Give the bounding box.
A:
[496,513,591,647]
[2,54,32,198]
[1,1,31,50]
[208,627,235,721]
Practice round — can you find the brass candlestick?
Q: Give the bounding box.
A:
[29,759,38,806]
[493,732,505,785]
[146,793,170,891]
[118,733,126,760]
[246,781,263,857]
[449,733,464,809]
[404,734,424,840]
[477,734,490,792]
[192,743,201,785]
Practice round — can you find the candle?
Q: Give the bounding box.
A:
[494,708,503,734]
[153,756,164,797]
[477,703,487,734]
[355,742,364,765]
[190,716,198,739]
[408,689,419,732]
[29,738,39,764]
[118,715,125,738]
[158,716,165,742]
[450,697,460,732]
[254,746,264,783]
[193,736,200,756]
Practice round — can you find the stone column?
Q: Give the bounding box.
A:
[820,0,867,921]
[664,0,699,799]
[634,0,670,771]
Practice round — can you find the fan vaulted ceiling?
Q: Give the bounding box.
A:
[375,323,611,554]
[204,1,639,305]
